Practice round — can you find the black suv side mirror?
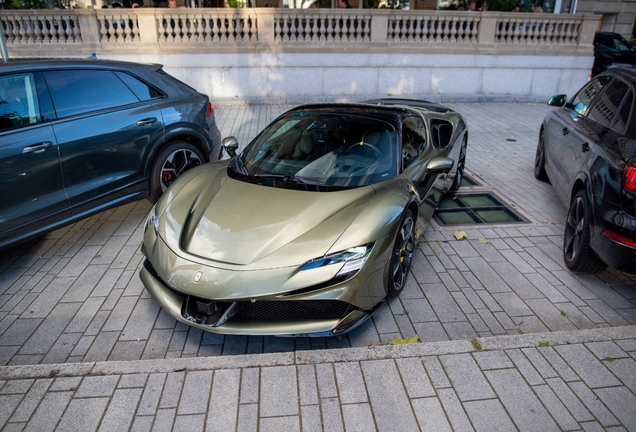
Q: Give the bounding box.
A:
[547,94,568,107]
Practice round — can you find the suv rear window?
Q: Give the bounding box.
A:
[587,79,629,129]
[114,71,162,101]
[44,70,140,118]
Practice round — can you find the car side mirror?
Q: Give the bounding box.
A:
[222,136,239,157]
[427,157,454,174]
[547,94,568,107]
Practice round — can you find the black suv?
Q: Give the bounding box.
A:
[0,59,222,250]
[593,32,636,76]
[534,67,636,273]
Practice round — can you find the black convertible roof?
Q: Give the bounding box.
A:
[287,99,454,123]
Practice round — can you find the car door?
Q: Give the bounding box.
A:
[400,115,443,220]
[544,76,611,204]
[43,69,165,219]
[0,71,70,247]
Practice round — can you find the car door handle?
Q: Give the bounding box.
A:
[22,141,53,154]
[136,118,158,127]
[562,127,569,135]
[581,142,590,152]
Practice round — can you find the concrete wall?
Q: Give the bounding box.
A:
[100,52,593,100]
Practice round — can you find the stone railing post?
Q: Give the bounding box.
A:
[255,8,275,43]
[76,9,101,49]
[370,9,388,43]
[478,11,498,45]
[577,13,601,46]
[135,9,159,45]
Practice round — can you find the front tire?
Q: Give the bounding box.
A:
[387,209,416,297]
[534,130,548,180]
[149,141,204,203]
[563,190,603,273]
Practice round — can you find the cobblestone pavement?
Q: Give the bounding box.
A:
[0,327,635,431]
[1,102,635,367]
[1,101,636,430]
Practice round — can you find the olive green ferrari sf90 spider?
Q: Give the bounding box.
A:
[140,100,468,336]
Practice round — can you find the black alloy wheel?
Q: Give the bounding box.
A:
[388,209,415,297]
[149,141,204,203]
[534,130,548,180]
[450,137,467,192]
[563,190,603,273]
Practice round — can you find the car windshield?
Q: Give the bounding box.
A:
[230,111,399,190]
[596,35,634,52]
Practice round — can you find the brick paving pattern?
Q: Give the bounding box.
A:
[1,101,636,431]
[0,331,635,431]
[0,102,635,367]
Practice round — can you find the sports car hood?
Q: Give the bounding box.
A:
[160,164,375,268]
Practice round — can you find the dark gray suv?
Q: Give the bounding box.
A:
[0,59,222,250]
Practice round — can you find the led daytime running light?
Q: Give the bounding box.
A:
[300,244,374,272]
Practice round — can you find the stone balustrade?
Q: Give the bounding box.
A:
[0,9,599,54]
[0,9,601,100]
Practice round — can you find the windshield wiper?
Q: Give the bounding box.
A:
[253,173,323,185]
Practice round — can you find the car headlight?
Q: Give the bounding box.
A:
[300,243,374,277]
[144,205,160,236]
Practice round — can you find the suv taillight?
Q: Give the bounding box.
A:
[623,163,636,194]
[207,102,214,116]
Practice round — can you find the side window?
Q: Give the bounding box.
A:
[44,70,140,118]
[612,91,633,136]
[587,79,629,129]
[114,71,162,101]
[571,76,611,116]
[0,73,42,132]
[401,116,427,168]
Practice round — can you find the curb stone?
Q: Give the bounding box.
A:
[1,325,634,381]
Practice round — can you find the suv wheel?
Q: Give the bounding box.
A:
[149,141,204,203]
[563,190,603,273]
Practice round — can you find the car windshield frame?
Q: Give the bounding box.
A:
[229,110,400,191]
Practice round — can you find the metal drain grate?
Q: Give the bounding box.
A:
[434,192,528,226]
[460,174,481,187]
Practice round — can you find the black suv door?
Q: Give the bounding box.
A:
[43,69,165,219]
[0,72,70,247]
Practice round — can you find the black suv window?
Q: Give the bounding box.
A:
[44,70,140,118]
[571,76,611,116]
[612,90,633,136]
[587,79,630,129]
[402,116,426,168]
[114,71,162,101]
[595,36,633,52]
[0,73,42,132]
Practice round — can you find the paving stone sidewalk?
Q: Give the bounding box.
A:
[1,100,636,430]
[1,326,635,431]
[1,102,635,367]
